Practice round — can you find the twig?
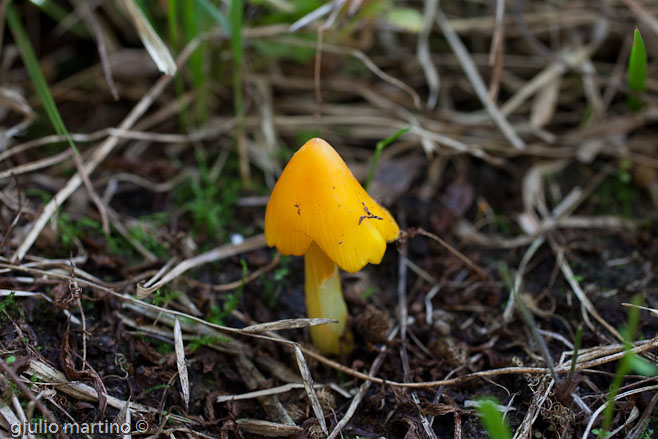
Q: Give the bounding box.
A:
[417,0,440,109]
[136,234,267,298]
[488,0,505,101]
[0,150,71,181]
[217,383,333,402]
[411,228,489,279]
[70,143,112,235]
[75,0,119,99]
[582,384,658,439]
[293,346,327,434]
[552,243,623,342]
[398,216,439,439]
[186,253,280,291]
[173,319,190,409]
[502,236,545,322]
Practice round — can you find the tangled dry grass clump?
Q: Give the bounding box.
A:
[1,0,658,438]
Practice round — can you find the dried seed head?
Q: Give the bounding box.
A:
[306,422,325,439]
[428,337,468,367]
[356,304,392,343]
[316,387,336,412]
[285,403,305,423]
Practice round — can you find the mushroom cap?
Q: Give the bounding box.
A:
[265,138,399,273]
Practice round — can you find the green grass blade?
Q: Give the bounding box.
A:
[7,4,77,154]
[183,1,208,122]
[567,324,583,383]
[476,398,512,439]
[168,0,193,130]
[365,127,410,191]
[198,0,231,31]
[627,27,647,111]
[230,0,244,118]
[599,295,657,436]
[167,0,180,47]
[230,0,250,183]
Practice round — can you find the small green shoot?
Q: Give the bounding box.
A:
[25,188,53,204]
[592,428,610,438]
[0,292,23,321]
[618,160,633,184]
[178,149,241,239]
[188,335,229,350]
[152,289,182,307]
[627,27,648,111]
[262,255,289,308]
[365,127,410,191]
[209,260,248,325]
[145,383,171,393]
[599,295,658,436]
[273,263,290,282]
[567,324,583,384]
[57,213,150,257]
[128,225,169,259]
[155,340,175,355]
[476,398,512,439]
[496,258,558,382]
[5,356,16,365]
[361,286,378,301]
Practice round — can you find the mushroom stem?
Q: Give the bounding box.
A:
[304,241,353,354]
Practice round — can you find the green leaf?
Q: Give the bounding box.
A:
[386,7,424,33]
[7,5,78,155]
[629,353,658,377]
[365,127,410,191]
[198,0,230,31]
[627,27,648,111]
[476,398,512,439]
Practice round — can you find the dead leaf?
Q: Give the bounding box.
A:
[60,320,108,420]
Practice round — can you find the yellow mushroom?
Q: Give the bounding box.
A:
[265,138,399,354]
